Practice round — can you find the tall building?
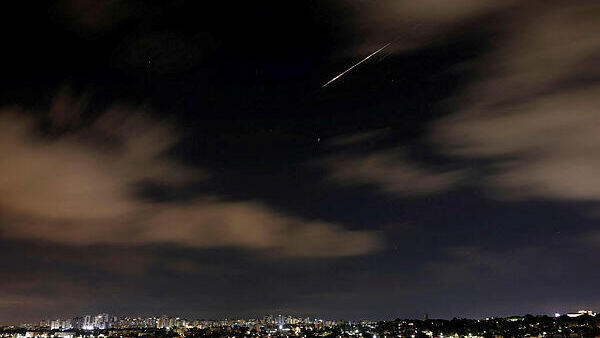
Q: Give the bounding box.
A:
[157,316,168,329]
[61,319,71,330]
[83,315,93,330]
[50,319,61,330]
[108,316,118,329]
[263,315,274,325]
[167,317,177,329]
[94,313,109,329]
[72,317,84,330]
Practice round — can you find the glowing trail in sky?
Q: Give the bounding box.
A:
[322,42,391,88]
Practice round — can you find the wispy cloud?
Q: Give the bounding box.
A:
[0,90,381,258]
[431,2,600,203]
[333,0,515,55]
[322,148,463,196]
[53,0,142,37]
[334,1,600,205]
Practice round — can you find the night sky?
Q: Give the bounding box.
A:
[2,0,600,324]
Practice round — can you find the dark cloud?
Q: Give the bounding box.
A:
[53,0,142,38]
[0,90,381,258]
[325,1,600,205]
[431,2,600,204]
[321,147,463,196]
[326,129,388,148]
[330,0,515,56]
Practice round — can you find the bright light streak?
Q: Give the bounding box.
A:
[322,43,391,88]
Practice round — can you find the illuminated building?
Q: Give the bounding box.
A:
[567,310,597,317]
[94,313,108,329]
[83,315,93,330]
[50,319,60,330]
[71,317,84,330]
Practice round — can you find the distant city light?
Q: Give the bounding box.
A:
[4,311,600,337]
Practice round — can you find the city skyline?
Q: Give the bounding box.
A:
[3,311,600,338]
[5,310,599,328]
